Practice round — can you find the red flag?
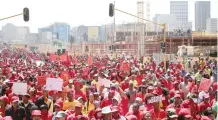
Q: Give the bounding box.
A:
[88,56,93,66]
[199,78,213,92]
[120,61,130,73]
[37,76,47,86]
[72,55,78,65]
[59,53,68,61]
[60,72,69,81]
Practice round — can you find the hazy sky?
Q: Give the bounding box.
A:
[0,0,217,32]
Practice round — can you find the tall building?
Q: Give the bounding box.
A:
[153,14,177,31]
[170,1,189,30]
[206,18,217,33]
[38,22,70,43]
[195,1,211,31]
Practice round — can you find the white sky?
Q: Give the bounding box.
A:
[0,0,217,32]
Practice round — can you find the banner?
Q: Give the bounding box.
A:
[49,53,68,62]
[37,76,47,86]
[46,78,63,91]
[12,83,27,95]
[148,95,165,104]
[199,78,213,92]
[98,78,112,88]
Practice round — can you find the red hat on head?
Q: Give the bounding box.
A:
[74,81,83,87]
[54,100,63,108]
[174,94,181,99]
[201,116,211,120]
[75,103,83,108]
[126,115,138,120]
[173,81,179,85]
[179,108,190,116]
[32,110,41,116]
[3,116,13,120]
[109,90,115,95]
[203,94,210,99]
[11,96,19,103]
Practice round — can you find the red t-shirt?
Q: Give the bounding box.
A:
[181,99,198,119]
[120,96,129,115]
[41,113,53,120]
[136,92,146,102]
[144,104,153,111]
[125,111,143,120]
[101,98,112,108]
[121,82,129,91]
[149,109,166,120]
[166,103,183,114]
[198,102,211,113]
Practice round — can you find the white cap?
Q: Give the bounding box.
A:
[102,106,111,114]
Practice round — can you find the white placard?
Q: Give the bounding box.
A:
[98,78,112,88]
[46,78,63,91]
[148,95,165,104]
[12,83,27,95]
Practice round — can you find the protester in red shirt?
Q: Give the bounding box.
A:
[101,90,114,108]
[167,94,183,114]
[149,93,167,120]
[67,103,88,120]
[39,104,53,120]
[125,103,143,120]
[181,94,199,119]
[121,77,129,91]
[74,81,86,101]
[198,94,211,114]
[136,85,147,102]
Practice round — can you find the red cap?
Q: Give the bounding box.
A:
[179,108,190,116]
[126,115,138,120]
[0,96,9,104]
[3,116,13,120]
[184,115,192,118]
[203,94,210,99]
[173,81,179,85]
[174,94,181,99]
[75,103,83,108]
[74,81,83,87]
[109,90,115,95]
[201,116,211,120]
[32,110,41,116]
[54,100,63,108]
[11,96,19,103]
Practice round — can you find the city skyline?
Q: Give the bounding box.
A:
[0,0,217,32]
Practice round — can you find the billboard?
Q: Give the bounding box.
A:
[88,27,99,40]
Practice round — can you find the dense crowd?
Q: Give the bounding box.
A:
[0,44,217,120]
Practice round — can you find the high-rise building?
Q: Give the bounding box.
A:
[206,18,217,33]
[153,14,177,32]
[195,1,211,31]
[170,1,189,30]
[38,22,70,43]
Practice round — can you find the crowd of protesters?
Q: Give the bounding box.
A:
[0,43,217,120]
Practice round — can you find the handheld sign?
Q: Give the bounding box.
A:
[46,78,63,91]
[12,82,27,95]
[148,95,165,104]
[199,78,213,92]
